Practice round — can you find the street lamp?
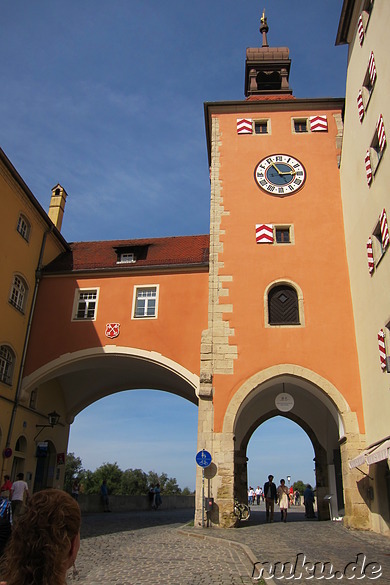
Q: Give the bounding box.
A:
[287,475,291,487]
[34,411,60,441]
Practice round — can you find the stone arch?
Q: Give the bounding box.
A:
[214,364,365,527]
[21,346,200,422]
[223,364,358,437]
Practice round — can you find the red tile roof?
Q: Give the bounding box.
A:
[44,234,210,273]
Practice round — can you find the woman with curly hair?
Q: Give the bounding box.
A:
[0,489,81,585]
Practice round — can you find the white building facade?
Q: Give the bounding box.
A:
[337,0,390,535]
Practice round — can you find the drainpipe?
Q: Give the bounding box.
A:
[1,226,52,479]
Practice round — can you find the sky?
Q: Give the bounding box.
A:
[1,1,347,490]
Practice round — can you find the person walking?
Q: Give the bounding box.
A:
[255,486,262,506]
[0,476,12,500]
[304,484,316,518]
[10,473,29,518]
[263,475,277,523]
[277,479,289,523]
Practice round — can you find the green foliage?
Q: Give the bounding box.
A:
[181,487,194,496]
[121,469,148,495]
[64,453,84,494]
[293,480,307,495]
[92,462,123,495]
[67,454,190,496]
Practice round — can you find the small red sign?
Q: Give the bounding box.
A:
[57,452,65,465]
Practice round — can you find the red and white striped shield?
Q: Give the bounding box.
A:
[237,118,253,134]
[380,208,389,250]
[309,115,328,132]
[377,114,386,151]
[365,150,372,186]
[378,329,387,371]
[358,14,364,46]
[368,52,376,85]
[357,90,364,122]
[256,224,274,243]
[366,237,374,274]
[105,323,120,339]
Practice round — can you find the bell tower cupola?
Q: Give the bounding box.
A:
[245,9,293,97]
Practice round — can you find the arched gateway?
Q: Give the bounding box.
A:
[1,14,370,532]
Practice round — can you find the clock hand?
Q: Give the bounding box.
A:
[279,169,296,176]
[270,163,282,175]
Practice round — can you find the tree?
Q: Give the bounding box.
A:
[91,462,123,495]
[121,469,148,495]
[293,480,307,495]
[64,453,83,494]
[163,477,181,495]
[181,487,194,496]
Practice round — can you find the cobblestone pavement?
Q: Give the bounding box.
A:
[71,508,253,585]
[183,505,390,584]
[70,505,390,585]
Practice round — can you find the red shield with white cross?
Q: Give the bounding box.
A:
[105,323,120,339]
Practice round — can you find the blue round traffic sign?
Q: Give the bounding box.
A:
[196,449,212,468]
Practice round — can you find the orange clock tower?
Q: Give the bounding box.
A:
[197,12,368,529]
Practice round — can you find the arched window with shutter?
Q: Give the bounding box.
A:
[267,283,300,326]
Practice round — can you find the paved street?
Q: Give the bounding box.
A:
[71,505,390,584]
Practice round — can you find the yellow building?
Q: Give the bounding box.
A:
[337,0,390,534]
[0,148,68,491]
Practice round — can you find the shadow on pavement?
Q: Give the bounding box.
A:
[80,508,195,539]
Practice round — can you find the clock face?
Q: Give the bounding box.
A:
[254,154,306,196]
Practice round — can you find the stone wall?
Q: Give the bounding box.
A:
[77,494,195,514]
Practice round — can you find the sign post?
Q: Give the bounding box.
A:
[196,449,212,528]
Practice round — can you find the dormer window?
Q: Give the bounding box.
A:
[114,244,149,265]
[118,252,136,264]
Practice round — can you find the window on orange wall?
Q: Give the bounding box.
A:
[73,289,98,320]
[133,286,158,318]
[275,227,291,244]
[268,285,299,325]
[254,120,269,135]
[293,118,308,133]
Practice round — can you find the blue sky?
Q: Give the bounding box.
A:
[1,1,346,490]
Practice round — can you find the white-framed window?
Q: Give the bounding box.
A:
[9,275,28,313]
[0,345,15,386]
[117,252,136,264]
[132,285,159,319]
[72,288,99,321]
[16,214,31,242]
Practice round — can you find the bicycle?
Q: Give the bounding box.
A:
[233,499,251,521]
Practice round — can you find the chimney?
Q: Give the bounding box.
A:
[48,184,68,231]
